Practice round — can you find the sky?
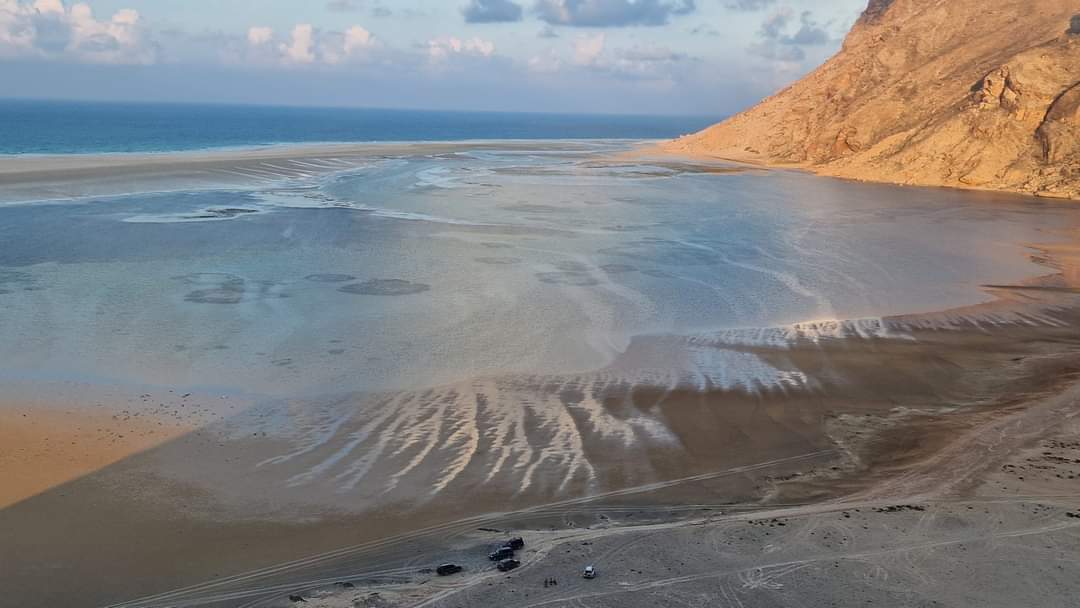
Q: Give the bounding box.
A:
[0,0,870,115]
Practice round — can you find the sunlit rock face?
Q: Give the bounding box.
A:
[665,0,1080,200]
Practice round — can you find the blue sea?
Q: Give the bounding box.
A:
[0,99,717,155]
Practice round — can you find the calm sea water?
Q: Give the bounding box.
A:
[1,140,1075,397]
[0,99,716,154]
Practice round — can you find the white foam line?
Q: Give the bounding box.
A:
[252,169,296,180]
[367,208,498,227]
[261,163,313,177]
[211,168,272,181]
[291,160,347,170]
[231,168,285,180]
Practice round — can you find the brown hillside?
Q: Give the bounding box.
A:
[663,0,1080,199]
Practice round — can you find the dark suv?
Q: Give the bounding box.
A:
[496,559,520,572]
[488,546,515,561]
[506,537,525,550]
[436,564,463,576]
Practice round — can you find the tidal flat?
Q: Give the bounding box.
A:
[2,141,1080,607]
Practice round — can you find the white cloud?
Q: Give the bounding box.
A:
[243,22,376,66]
[281,23,315,63]
[527,49,562,73]
[573,32,604,65]
[747,8,831,64]
[530,33,690,85]
[427,36,495,61]
[33,0,63,15]
[0,0,153,64]
[0,2,37,52]
[342,25,372,54]
[319,25,375,64]
[535,0,695,27]
[247,26,272,46]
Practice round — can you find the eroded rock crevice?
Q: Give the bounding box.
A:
[1037,82,1080,164]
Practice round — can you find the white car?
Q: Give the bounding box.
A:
[583,565,596,579]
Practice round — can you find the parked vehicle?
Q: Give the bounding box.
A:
[497,559,521,572]
[506,537,525,550]
[436,564,463,576]
[489,546,515,561]
[583,565,596,579]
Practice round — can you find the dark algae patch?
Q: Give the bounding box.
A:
[175,273,287,304]
[305,274,358,283]
[536,272,600,286]
[185,208,259,220]
[339,279,431,296]
[475,257,522,265]
[600,263,638,274]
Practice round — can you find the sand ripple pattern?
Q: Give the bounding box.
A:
[247,371,723,502]
[246,336,826,504]
[241,286,1079,506]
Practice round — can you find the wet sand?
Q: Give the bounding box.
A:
[0,382,241,508]
[0,406,191,509]
[0,141,663,203]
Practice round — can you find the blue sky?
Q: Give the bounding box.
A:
[0,0,869,114]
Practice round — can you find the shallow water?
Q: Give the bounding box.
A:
[0,141,1076,398]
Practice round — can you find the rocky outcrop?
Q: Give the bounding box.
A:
[1039,83,1080,164]
[663,0,1080,199]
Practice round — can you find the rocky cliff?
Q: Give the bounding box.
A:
[663,0,1080,199]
